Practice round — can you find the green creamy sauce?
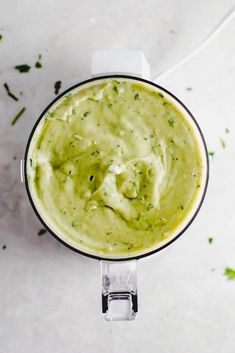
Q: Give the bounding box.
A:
[28,79,203,257]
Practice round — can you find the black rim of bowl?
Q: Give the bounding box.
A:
[24,74,209,261]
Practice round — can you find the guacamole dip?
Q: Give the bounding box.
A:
[27,78,205,258]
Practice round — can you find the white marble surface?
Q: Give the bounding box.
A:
[1,1,235,352]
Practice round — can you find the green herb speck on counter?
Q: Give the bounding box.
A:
[35,61,42,68]
[54,81,62,95]
[208,151,215,158]
[38,229,47,236]
[15,64,31,73]
[224,267,235,280]
[186,87,192,91]
[220,138,226,149]
[3,83,19,101]
[11,107,26,126]
[35,54,42,68]
[208,237,213,244]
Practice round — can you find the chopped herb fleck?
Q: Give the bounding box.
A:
[208,151,215,158]
[84,111,90,117]
[2,245,7,250]
[29,158,33,167]
[11,107,26,126]
[38,229,47,236]
[35,54,42,68]
[108,103,113,108]
[225,128,230,134]
[147,204,153,211]
[180,205,184,210]
[89,175,94,181]
[224,267,235,280]
[54,81,62,95]
[15,64,31,73]
[186,87,192,91]
[35,61,42,68]
[91,150,100,156]
[0,34,3,41]
[113,86,118,93]
[208,237,213,244]
[134,93,140,100]
[3,83,19,101]
[158,92,164,98]
[220,138,226,148]
[168,119,175,127]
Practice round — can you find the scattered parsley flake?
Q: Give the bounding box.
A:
[224,267,235,280]
[186,87,192,91]
[11,107,26,126]
[225,128,230,134]
[54,81,62,95]
[208,151,215,157]
[3,83,19,101]
[180,205,184,210]
[220,138,226,149]
[208,237,213,244]
[134,93,140,100]
[35,61,42,68]
[158,92,164,98]
[38,229,47,236]
[0,34,3,41]
[84,111,90,117]
[15,64,31,73]
[29,158,33,167]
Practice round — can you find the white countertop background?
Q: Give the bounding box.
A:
[1,1,235,352]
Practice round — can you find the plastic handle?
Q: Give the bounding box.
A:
[101,260,138,321]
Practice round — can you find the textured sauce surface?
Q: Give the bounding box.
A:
[28,79,203,256]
